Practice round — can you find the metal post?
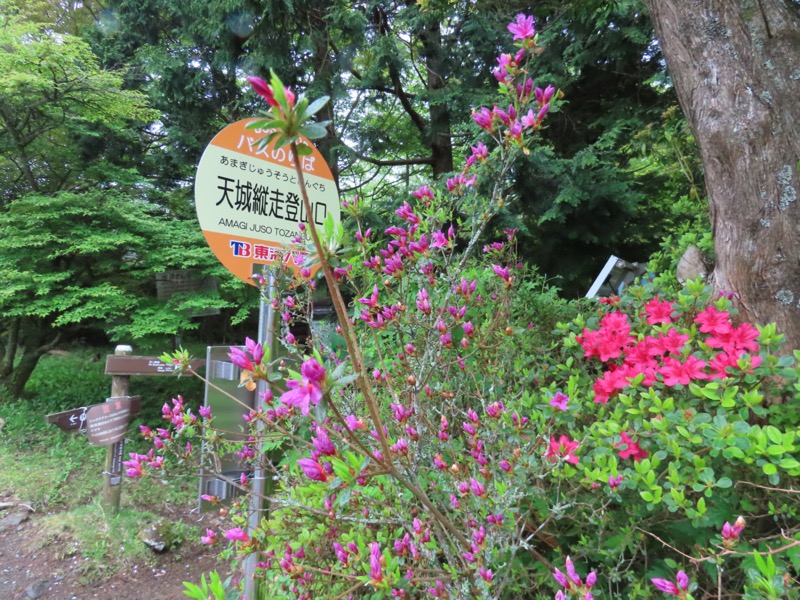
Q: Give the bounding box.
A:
[244,273,277,599]
[104,344,132,514]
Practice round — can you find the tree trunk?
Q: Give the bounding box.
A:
[641,0,800,348]
[0,318,20,377]
[310,13,340,188]
[0,320,61,398]
[6,349,44,399]
[419,18,453,177]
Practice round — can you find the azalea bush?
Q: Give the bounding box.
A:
[527,281,800,599]
[128,13,800,600]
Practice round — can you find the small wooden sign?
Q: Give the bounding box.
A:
[85,396,141,446]
[105,355,204,376]
[46,406,88,432]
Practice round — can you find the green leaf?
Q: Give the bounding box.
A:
[296,143,314,156]
[723,447,745,459]
[269,69,287,107]
[765,426,784,445]
[330,457,352,483]
[716,477,732,488]
[779,458,800,470]
[324,211,335,241]
[305,96,330,118]
[300,122,328,140]
[762,462,778,476]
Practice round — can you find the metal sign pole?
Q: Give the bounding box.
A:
[244,272,277,600]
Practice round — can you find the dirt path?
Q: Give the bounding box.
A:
[0,503,226,600]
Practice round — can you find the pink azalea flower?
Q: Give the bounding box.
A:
[297,457,328,482]
[413,184,433,200]
[369,542,383,583]
[659,355,707,386]
[247,76,278,107]
[279,358,327,415]
[472,107,493,131]
[695,305,731,335]
[201,529,217,544]
[228,346,254,371]
[722,516,746,541]
[311,426,336,456]
[224,527,249,542]
[651,570,690,596]
[550,392,569,411]
[545,435,580,465]
[616,431,648,461]
[492,264,512,283]
[508,13,535,40]
[280,379,323,416]
[644,297,676,325]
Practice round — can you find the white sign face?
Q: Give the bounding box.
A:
[194,118,340,285]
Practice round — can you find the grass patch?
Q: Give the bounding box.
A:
[0,394,198,511]
[34,503,199,584]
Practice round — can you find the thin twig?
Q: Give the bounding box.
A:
[735,480,799,494]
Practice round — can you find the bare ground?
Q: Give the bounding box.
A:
[0,500,228,600]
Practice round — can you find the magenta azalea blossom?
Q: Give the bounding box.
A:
[201,529,217,545]
[545,435,580,465]
[369,542,383,583]
[311,426,336,456]
[280,379,323,416]
[301,357,326,383]
[508,13,535,40]
[280,358,327,415]
[228,346,254,371]
[651,570,689,596]
[616,431,648,462]
[224,527,249,542]
[297,457,328,482]
[550,392,569,411]
[245,337,264,364]
[722,517,745,540]
[473,107,493,130]
[247,76,278,107]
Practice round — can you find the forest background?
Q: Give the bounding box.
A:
[0,0,714,397]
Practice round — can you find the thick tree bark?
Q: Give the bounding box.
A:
[641,0,800,348]
[419,19,454,177]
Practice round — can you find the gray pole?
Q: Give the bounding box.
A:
[244,272,277,599]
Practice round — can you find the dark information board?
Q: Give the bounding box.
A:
[85,396,139,446]
[105,355,204,376]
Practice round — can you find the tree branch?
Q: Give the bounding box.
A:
[342,142,434,167]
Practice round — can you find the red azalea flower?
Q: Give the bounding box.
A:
[659,355,707,386]
[546,435,580,465]
[616,431,648,461]
[695,305,731,335]
[644,298,676,325]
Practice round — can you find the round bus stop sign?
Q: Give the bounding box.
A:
[194,119,340,285]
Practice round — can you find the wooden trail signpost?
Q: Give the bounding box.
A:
[45,345,204,514]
